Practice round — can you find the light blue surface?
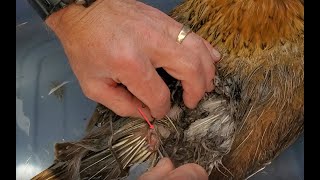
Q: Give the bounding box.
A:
[16,0,304,179]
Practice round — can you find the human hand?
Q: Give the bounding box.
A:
[45,0,221,119]
[139,158,208,180]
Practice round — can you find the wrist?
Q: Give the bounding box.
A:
[45,3,85,37]
[26,0,98,39]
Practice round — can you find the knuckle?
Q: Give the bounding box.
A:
[186,58,202,74]
[123,56,140,70]
[191,35,205,49]
[154,33,167,49]
[132,21,154,40]
[116,56,142,78]
[195,37,205,47]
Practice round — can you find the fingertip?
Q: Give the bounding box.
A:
[131,99,154,120]
[123,61,171,120]
[167,163,208,180]
[149,89,171,119]
[151,104,170,120]
[138,158,174,180]
[211,48,221,60]
[156,158,174,168]
[187,163,208,178]
[183,92,198,109]
[183,91,201,109]
[95,83,153,118]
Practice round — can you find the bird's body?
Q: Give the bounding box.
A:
[32,0,304,179]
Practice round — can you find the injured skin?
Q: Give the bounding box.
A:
[146,129,159,152]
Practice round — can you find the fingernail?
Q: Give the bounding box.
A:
[156,158,168,167]
[212,48,221,59]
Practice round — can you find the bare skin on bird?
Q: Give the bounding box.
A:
[32,0,304,179]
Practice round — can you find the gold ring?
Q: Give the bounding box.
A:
[176,25,192,44]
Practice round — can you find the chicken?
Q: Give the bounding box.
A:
[170,0,304,178]
[32,0,304,179]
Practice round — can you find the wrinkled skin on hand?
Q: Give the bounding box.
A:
[45,0,221,119]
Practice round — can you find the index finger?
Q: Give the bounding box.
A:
[117,55,171,119]
[147,33,209,109]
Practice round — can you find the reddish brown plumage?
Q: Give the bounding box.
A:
[170,0,304,178]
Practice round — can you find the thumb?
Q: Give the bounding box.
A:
[138,158,175,180]
[83,79,152,119]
